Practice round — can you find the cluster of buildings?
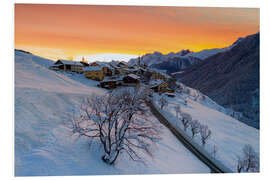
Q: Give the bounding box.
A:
[49,57,175,95]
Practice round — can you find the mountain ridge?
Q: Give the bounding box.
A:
[176,32,260,129]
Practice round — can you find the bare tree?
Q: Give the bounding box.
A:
[194,94,200,101]
[180,113,192,131]
[237,144,259,173]
[184,99,188,106]
[199,124,211,146]
[190,119,200,138]
[186,88,191,95]
[159,96,168,110]
[212,145,218,159]
[70,86,161,165]
[174,105,181,118]
[237,156,245,173]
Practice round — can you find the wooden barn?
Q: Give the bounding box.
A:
[50,59,84,73]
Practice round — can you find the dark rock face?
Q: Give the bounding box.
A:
[177,33,260,129]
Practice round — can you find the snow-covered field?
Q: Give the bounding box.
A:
[153,89,259,172]
[15,51,209,176]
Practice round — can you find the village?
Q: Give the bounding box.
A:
[49,57,176,97]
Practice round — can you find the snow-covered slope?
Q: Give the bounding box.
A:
[153,83,259,172]
[15,51,209,176]
[186,48,226,60]
[185,37,244,60]
[15,50,103,95]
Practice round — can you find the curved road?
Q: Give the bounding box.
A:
[146,101,232,173]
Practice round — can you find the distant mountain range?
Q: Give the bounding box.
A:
[128,33,259,129]
[128,37,244,74]
[176,33,260,129]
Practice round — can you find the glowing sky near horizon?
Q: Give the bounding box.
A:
[15,4,259,61]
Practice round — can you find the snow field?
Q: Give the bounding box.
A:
[15,51,210,176]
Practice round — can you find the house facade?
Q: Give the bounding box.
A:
[84,66,104,81]
[90,62,113,76]
[150,79,174,93]
[122,74,140,86]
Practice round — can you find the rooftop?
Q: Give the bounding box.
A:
[56,59,83,66]
[127,74,140,80]
[83,66,103,71]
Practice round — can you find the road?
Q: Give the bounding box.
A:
[146,100,232,173]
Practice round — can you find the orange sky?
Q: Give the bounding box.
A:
[14,4,259,61]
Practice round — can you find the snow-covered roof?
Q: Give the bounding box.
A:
[127,74,140,80]
[139,67,147,71]
[129,68,139,72]
[90,62,112,69]
[160,72,171,79]
[56,59,83,66]
[83,66,103,71]
[101,75,124,82]
[118,61,127,65]
[150,68,167,74]
[149,79,166,87]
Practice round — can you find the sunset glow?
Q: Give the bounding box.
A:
[14,4,259,61]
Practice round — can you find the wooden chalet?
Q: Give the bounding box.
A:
[99,76,124,89]
[84,66,104,81]
[50,59,84,73]
[117,61,129,68]
[90,61,114,76]
[150,79,174,93]
[128,66,140,75]
[122,74,140,86]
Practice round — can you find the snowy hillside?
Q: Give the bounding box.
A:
[15,51,209,176]
[186,48,226,60]
[153,83,259,172]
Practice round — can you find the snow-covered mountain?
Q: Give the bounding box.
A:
[128,37,244,74]
[128,50,195,67]
[186,37,244,60]
[15,50,209,176]
[177,33,259,129]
